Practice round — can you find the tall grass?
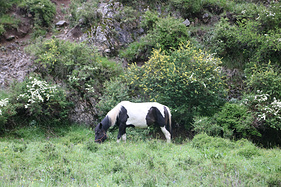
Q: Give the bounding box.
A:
[0,127,280,186]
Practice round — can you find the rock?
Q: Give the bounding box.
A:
[0,47,34,88]
[56,20,68,27]
[202,13,210,23]
[183,19,191,27]
[6,35,15,41]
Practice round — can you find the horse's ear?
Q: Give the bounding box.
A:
[99,123,103,129]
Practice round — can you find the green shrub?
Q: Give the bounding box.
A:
[121,16,190,63]
[170,0,203,18]
[0,24,4,35]
[192,133,235,150]
[124,43,226,127]
[235,139,261,158]
[26,38,123,97]
[215,102,257,139]
[68,0,100,27]
[96,78,130,117]
[140,10,160,33]
[19,0,56,28]
[192,116,223,137]
[258,1,281,32]
[208,2,281,68]
[0,0,21,16]
[0,97,18,130]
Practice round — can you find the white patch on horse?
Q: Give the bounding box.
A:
[161,127,171,143]
[121,134,126,142]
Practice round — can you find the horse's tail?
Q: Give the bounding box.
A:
[164,106,172,138]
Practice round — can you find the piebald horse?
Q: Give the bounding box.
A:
[95,101,172,143]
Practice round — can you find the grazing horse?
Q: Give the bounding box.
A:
[95,101,172,143]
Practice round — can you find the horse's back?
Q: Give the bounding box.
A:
[119,101,167,128]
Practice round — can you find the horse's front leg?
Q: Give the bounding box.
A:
[117,124,126,143]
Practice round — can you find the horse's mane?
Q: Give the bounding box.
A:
[106,103,122,127]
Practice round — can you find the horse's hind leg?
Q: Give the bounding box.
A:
[160,127,171,143]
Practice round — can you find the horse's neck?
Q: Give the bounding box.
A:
[106,104,121,127]
[101,116,112,131]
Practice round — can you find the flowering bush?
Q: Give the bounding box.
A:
[0,98,16,129]
[124,43,227,127]
[246,63,281,101]
[15,77,71,125]
[0,98,9,116]
[243,92,281,131]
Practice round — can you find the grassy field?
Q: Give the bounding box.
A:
[0,126,280,186]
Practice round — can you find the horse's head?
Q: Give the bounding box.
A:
[95,123,107,143]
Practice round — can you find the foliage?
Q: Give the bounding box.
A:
[1,129,281,186]
[209,2,281,68]
[25,38,123,99]
[193,102,257,140]
[246,62,281,101]
[215,102,257,139]
[258,1,281,32]
[121,16,190,62]
[244,63,281,134]
[68,0,100,27]
[0,0,21,36]
[114,6,140,31]
[244,93,281,131]
[0,0,21,16]
[124,43,226,127]
[169,0,203,18]
[140,10,160,32]
[17,77,71,123]
[19,0,56,28]
[0,24,4,35]
[0,77,71,130]
[192,116,223,137]
[96,78,130,118]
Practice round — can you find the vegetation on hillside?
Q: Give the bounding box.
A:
[0,0,281,146]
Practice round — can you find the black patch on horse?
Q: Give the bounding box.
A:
[116,106,129,140]
[145,106,166,127]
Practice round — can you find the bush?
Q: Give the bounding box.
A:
[169,0,203,18]
[19,0,56,28]
[0,0,21,36]
[192,133,235,150]
[215,102,257,139]
[121,16,190,63]
[26,38,123,97]
[96,78,130,117]
[140,10,159,33]
[208,2,281,68]
[193,102,257,140]
[244,63,281,134]
[124,43,226,127]
[246,63,281,101]
[192,116,223,137]
[68,0,100,27]
[0,77,71,131]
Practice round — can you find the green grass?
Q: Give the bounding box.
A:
[0,126,280,186]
